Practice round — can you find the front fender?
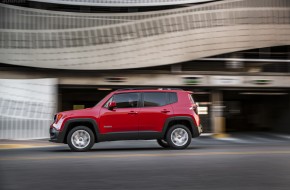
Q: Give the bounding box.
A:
[50,118,100,143]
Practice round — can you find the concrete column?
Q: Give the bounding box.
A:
[211,90,227,137]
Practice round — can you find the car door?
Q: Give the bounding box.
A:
[138,92,174,133]
[99,92,141,135]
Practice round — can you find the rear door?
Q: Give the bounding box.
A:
[138,92,175,133]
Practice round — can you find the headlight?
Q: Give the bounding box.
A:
[54,114,63,124]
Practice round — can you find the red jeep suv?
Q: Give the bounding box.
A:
[50,88,202,151]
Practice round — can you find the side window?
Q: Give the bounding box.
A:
[103,97,113,108]
[113,93,140,108]
[143,92,167,107]
[168,92,178,104]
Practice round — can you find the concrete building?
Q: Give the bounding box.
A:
[1,0,290,139]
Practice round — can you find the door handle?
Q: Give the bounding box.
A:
[128,111,138,114]
[161,109,170,113]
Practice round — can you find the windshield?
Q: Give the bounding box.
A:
[94,94,112,107]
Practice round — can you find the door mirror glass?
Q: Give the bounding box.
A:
[108,101,117,110]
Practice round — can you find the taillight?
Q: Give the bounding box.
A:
[190,104,198,115]
[193,107,198,115]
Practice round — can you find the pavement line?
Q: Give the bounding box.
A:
[1,150,290,161]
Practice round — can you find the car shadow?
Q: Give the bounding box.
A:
[49,146,204,153]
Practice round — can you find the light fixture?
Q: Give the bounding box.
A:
[239,92,288,95]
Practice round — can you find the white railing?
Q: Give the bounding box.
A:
[0,79,57,140]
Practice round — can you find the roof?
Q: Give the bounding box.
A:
[114,88,192,94]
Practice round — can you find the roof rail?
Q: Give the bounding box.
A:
[116,87,183,91]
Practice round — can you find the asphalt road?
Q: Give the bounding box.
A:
[1,135,290,190]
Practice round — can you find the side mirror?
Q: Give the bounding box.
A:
[108,101,117,110]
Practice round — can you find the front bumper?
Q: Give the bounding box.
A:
[49,126,65,143]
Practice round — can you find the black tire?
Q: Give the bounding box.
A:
[67,126,95,152]
[157,139,170,148]
[166,124,192,149]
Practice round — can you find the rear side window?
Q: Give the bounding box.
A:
[143,92,167,107]
[142,92,177,107]
[168,92,178,104]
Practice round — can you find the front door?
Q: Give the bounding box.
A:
[99,92,140,134]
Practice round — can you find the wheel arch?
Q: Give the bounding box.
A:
[61,118,100,143]
[162,116,199,138]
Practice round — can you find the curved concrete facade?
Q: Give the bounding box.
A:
[29,0,215,7]
[0,0,290,70]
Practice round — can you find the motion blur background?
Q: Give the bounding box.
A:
[1,0,290,139]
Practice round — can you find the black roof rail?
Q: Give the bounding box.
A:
[116,87,183,91]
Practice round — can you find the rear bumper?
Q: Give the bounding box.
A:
[197,125,203,134]
[192,124,203,138]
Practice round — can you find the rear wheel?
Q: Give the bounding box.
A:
[166,124,192,149]
[157,139,170,148]
[67,126,95,152]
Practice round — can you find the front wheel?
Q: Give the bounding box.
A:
[166,125,192,149]
[67,126,95,152]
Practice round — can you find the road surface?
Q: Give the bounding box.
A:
[1,134,290,190]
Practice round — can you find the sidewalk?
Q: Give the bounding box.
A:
[0,139,60,150]
[195,132,290,145]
